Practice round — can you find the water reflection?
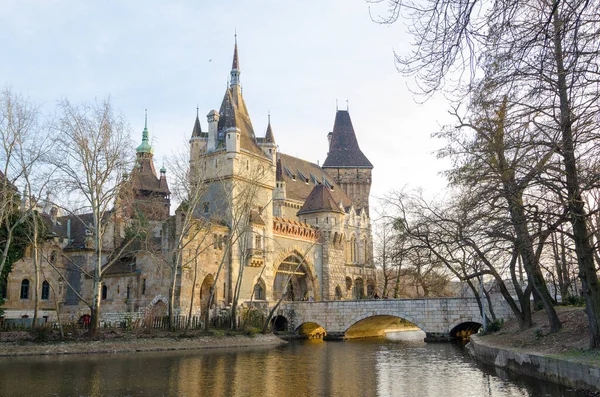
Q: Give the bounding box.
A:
[0,338,589,397]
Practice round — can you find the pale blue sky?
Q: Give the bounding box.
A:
[1,0,451,214]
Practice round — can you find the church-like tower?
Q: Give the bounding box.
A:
[322,110,373,215]
[128,111,171,220]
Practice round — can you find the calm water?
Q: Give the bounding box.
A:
[0,332,589,397]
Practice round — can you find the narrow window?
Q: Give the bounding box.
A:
[203,202,209,213]
[126,283,131,299]
[1,282,7,299]
[41,281,50,300]
[142,279,146,295]
[20,279,30,299]
[255,234,262,250]
[101,284,108,300]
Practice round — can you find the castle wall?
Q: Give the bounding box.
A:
[326,168,372,215]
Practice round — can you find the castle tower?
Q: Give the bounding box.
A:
[129,110,171,220]
[322,110,373,215]
[297,184,346,300]
[190,106,207,162]
[260,114,277,165]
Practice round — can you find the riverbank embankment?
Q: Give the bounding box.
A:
[0,333,286,357]
[467,306,599,393]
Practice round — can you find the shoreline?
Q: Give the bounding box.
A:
[0,333,287,358]
[468,334,600,392]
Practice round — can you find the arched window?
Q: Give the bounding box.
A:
[1,282,7,299]
[353,278,364,299]
[20,279,30,299]
[367,282,375,298]
[335,285,343,300]
[254,278,266,300]
[50,250,58,265]
[126,283,132,299]
[41,281,50,300]
[345,276,353,291]
[101,284,108,300]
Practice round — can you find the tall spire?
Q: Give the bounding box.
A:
[230,33,240,86]
[265,112,275,144]
[136,109,153,154]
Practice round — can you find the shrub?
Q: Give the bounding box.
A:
[533,328,544,339]
[563,295,586,307]
[485,319,504,333]
[245,327,261,337]
[32,326,51,342]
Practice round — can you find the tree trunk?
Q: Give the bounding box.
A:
[186,255,200,331]
[31,215,40,329]
[553,9,600,347]
[89,279,101,339]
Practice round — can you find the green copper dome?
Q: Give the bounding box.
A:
[136,110,154,154]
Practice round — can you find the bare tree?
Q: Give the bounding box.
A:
[52,98,135,338]
[371,0,600,347]
[0,88,40,283]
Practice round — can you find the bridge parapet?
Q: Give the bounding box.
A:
[278,297,513,341]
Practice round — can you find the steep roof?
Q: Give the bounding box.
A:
[215,43,268,158]
[130,157,170,195]
[277,153,352,208]
[323,110,373,169]
[297,184,345,215]
[191,111,206,138]
[265,119,275,144]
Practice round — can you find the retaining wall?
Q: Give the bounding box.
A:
[468,335,600,392]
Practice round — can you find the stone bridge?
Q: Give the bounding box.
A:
[276,297,513,341]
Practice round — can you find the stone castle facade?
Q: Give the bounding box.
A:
[0,40,376,323]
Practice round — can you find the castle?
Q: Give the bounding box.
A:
[0,40,376,323]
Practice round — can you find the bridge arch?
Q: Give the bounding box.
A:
[343,310,428,336]
[447,317,482,339]
[295,321,327,339]
[271,315,289,332]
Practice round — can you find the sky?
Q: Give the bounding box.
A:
[0,0,453,216]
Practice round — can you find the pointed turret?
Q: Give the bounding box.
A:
[323,110,372,168]
[191,106,205,138]
[265,114,275,144]
[136,109,153,155]
[322,109,373,216]
[128,111,170,220]
[159,164,170,194]
[230,34,240,86]
[214,38,267,158]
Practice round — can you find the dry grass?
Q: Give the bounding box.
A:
[482,306,599,365]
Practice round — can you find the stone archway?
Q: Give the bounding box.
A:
[272,247,320,301]
[147,295,169,317]
[200,274,215,313]
[273,251,318,301]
